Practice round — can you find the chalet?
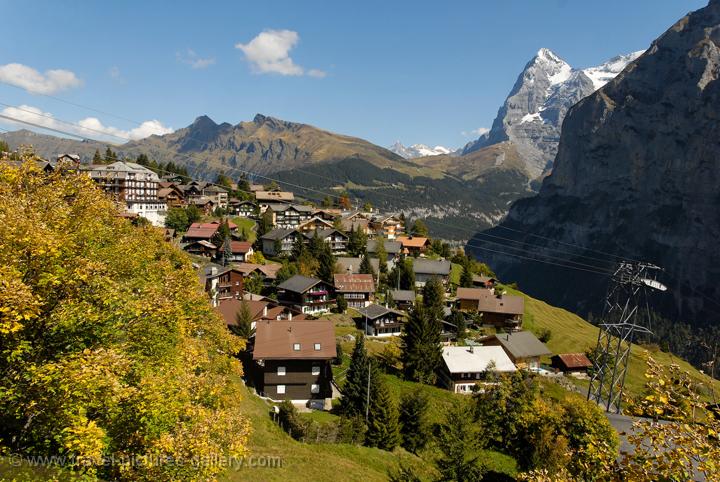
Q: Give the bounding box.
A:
[551,353,593,374]
[260,228,301,257]
[457,288,524,331]
[277,275,335,315]
[312,208,343,222]
[397,236,431,256]
[229,200,258,218]
[302,228,349,254]
[183,222,219,242]
[336,257,380,276]
[249,183,265,193]
[267,204,314,228]
[412,258,451,287]
[233,262,283,286]
[183,240,217,257]
[486,331,551,370]
[472,274,497,289]
[217,298,307,332]
[157,183,186,208]
[366,239,402,267]
[189,196,216,215]
[203,185,229,208]
[389,289,416,311]
[227,241,254,262]
[200,265,244,305]
[255,190,295,205]
[356,304,405,337]
[334,273,375,308]
[438,346,516,394]
[370,214,405,239]
[248,320,336,407]
[297,216,335,232]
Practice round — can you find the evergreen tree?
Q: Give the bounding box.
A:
[229,300,254,339]
[92,149,102,163]
[410,219,429,237]
[399,389,431,454]
[401,304,442,384]
[422,276,445,317]
[104,146,117,163]
[291,234,307,261]
[365,363,400,451]
[308,230,325,258]
[449,309,467,340]
[222,235,232,266]
[435,402,485,481]
[340,335,370,417]
[0,140,10,153]
[336,295,348,314]
[359,255,375,278]
[316,242,336,284]
[376,237,388,274]
[388,258,415,290]
[347,225,367,256]
[460,260,474,288]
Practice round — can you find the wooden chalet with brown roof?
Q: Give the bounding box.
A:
[550,353,592,374]
[457,287,524,331]
[397,235,431,256]
[199,265,245,305]
[227,240,254,262]
[247,320,336,406]
[486,331,551,370]
[356,304,405,337]
[277,275,335,315]
[334,273,375,308]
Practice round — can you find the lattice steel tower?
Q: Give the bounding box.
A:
[587,261,666,413]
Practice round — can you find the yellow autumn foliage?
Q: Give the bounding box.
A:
[0,158,250,480]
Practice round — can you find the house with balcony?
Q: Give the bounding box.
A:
[370,214,405,239]
[356,304,405,337]
[266,204,314,229]
[260,228,301,257]
[229,200,258,218]
[247,319,336,407]
[302,228,349,254]
[412,258,451,287]
[457,288,524,331]
[334,273,375,308]
[199,264,244,306]
[438,346,516,394]
[276,275,335,315]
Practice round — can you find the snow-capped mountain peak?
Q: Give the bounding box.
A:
[582,50,645,90]
[389,141,455,159]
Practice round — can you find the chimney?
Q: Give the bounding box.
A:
[263,305,268,317]
[209,266,218,276]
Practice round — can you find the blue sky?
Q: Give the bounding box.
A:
[0,0,708,149]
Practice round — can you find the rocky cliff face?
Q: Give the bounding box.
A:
[470,0,720,325]
[463,49,643,179]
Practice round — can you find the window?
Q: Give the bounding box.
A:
[311,384,320,394]
[293,343,301,351]
[312,365,320,376]
[277,385,285,394]
[314,343,321,351]
[277,366,286,376]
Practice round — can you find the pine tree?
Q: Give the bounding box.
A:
[92,149,102,163]
[399,389,430,454]
[460,259,474,288]
[104,146,117,163]
[410,219,429,237]
[341,335,370,417]
[422,276,445,317]
[435,402,485,481]
[229,300,254,339]
[359,255,375,277]
[376,237,388,274]
[365,363,400,450]
[401,304,442,384]
[291,234,307,261]
[316,241,336,284]
[223,235,232,266]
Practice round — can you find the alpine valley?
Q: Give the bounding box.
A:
[0,50,639,240]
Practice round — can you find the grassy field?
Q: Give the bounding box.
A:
[511,288,720,400]
[230,217,257,243]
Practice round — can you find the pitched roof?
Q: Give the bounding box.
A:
[217,299,269,325]
[476,292,524,316]
[184,222,219,239]
[457,287,489,301]
[277,275,323,294]
[366,239,402,254]
[252,320,336,360]
[552,353,592,369]
[233,262,283,279]
[255,191,295,202]
[260,228,297,241]
[302,228,348,240]
[390,289,416,302]
[229,241,253,254]
[412,258,451,276]
[336,257,380,275]
[442,346,516,374]
[397,236,430,248]
[492,331,551,359]
[334,273,375,293]
[356,303,404,320]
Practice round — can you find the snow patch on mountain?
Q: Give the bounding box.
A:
[582,51,645,90]
[389,141,456,159]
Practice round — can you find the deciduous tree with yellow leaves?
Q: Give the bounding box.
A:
[0,156,251,480]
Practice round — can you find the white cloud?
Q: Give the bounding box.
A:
[176,49,216,69]
[461,127,490,137]
[235,29,324,77]
[0,63,82,94]
[0,104,173,142]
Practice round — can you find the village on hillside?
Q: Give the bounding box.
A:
[15,152,595,411]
